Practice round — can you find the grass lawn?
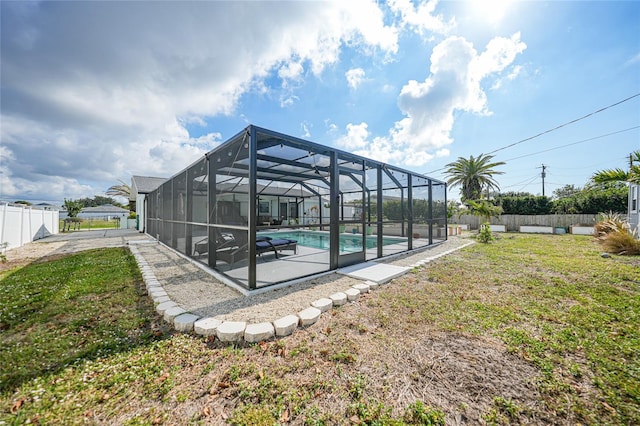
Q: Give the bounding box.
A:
[0,234,638,424]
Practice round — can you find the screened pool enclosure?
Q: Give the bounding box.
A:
[146,125,447,290]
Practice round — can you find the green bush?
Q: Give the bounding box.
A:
[497,194,552,214]
[551,183,627,214]
[476,223,495,243]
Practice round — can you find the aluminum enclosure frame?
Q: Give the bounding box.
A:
[146,125,447,290]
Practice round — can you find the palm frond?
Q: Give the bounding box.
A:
[106,179,131,198]
[591,151,640,185]
[629,165,640,184]
[591,168,630,184]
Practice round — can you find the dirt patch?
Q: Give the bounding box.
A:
[377,333,545,424]
[102,325,547,424]
[0,241,67,273]
[297,294,548,424]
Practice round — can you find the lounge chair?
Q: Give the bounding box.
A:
[255,236,297,258]
[193,232,297,267]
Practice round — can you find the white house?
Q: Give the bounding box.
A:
[131,176,166,233]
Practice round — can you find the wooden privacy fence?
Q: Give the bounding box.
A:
[453,214,599,231]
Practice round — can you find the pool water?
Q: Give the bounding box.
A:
[259,230,405,253]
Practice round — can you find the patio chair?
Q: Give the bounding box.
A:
[217,234,297,267]
[193,231,297,267]
[255,236,297,258]
[192,230,238,257]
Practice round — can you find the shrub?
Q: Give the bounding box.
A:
[498,194,552,214]
[598,230,640,255]
[594,212,640,255]
[476,222,495,244]
[550,182,628,214]
[594,212,628,238]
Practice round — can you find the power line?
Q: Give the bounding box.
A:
[515,176,539,193]
[424,93,640,175]
[486,93,640,155]
[502,125,639,162]
[551,157,629,171]
[501,174,538,189]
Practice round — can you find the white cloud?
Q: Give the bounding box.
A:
[0,1,398,202]
[624,52,640,67]
[301,121,312,138]
[346,68,366,89]
[381,84,396,93]
[471,33,526,79]
[337,33,526,167]
[279,61,304,83]
[492,64,523,90]
[325,120,339,135]
[354,135,405,165]
[390,33,526,164]
[0,0,527,201]
[388,0,455,36]
[336,122,370,149]
[280,94,300,108]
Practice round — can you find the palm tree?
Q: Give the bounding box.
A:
[106,179,131,198]
[63,198,82,218]
[592,150,640,185]
[62,198,83,232]
[444,154,506,202]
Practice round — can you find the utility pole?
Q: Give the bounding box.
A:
[538,164,547,196]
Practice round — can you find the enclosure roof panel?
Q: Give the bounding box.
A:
[202,125,445,186]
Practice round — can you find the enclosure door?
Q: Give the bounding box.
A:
[337,164,366,268]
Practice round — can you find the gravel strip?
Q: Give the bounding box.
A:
[134,235,474,323]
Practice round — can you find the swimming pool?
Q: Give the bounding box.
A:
[258,230,405,252]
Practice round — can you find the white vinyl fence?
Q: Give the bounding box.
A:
[0,203,59,251]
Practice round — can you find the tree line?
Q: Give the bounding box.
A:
[445,151,638,218]
[494,182,627,214]
[62,196,127,219]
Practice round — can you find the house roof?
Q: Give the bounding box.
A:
[131,176,166,199]
[35,202,62,210]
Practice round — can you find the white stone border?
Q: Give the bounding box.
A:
[129,240,475,344]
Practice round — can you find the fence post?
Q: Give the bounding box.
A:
[0,203,6,245]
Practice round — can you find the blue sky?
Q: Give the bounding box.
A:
[1,0,638,204]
